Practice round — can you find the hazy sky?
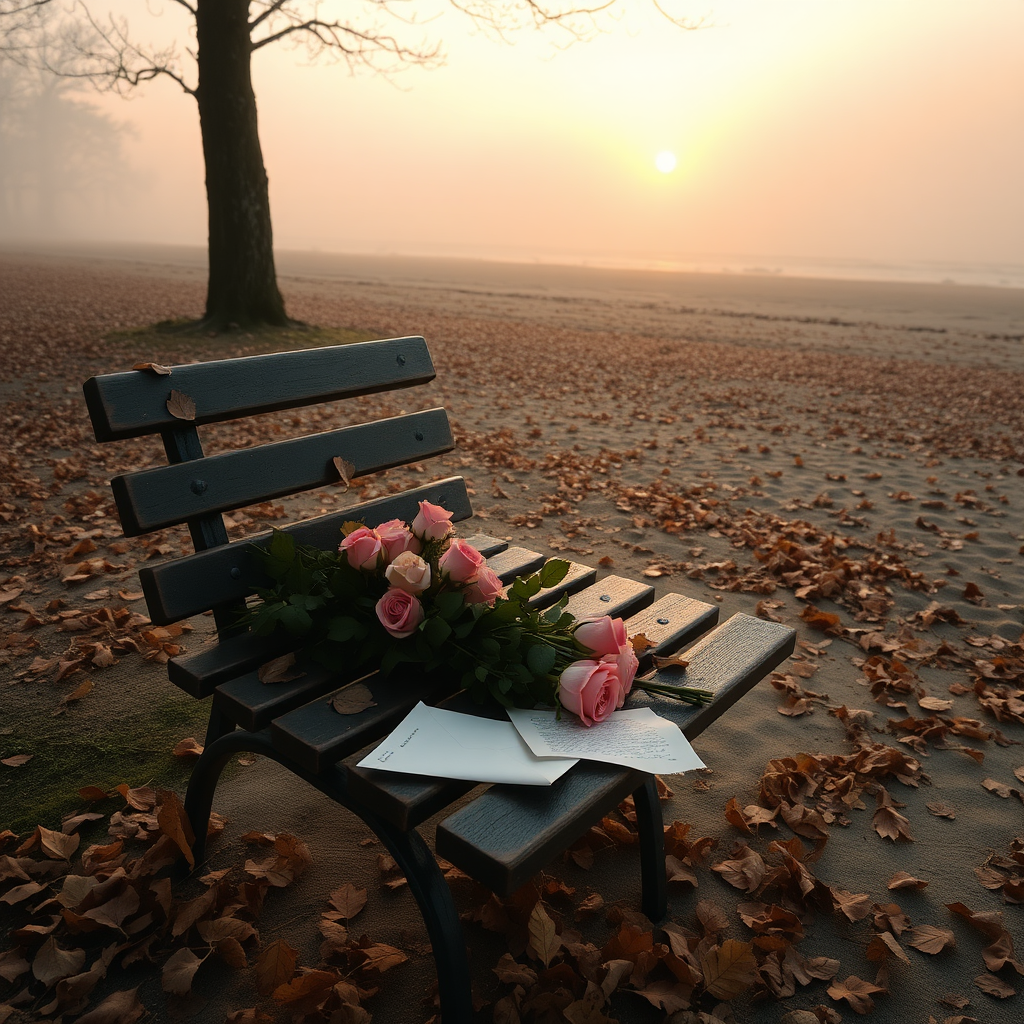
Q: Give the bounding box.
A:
[12,0,1024,274]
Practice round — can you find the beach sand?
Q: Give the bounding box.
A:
[1,246,1022,1023]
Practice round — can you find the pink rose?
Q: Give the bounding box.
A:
[411,501,454,542]
[613,646,638,708]
[438,538,485,584]
[558,658,621,727]
[574,615,628,657]
[385,551,431,594]
[464,565,503,607]
[376,519,420,562]
[339,526,383,571]
[375,587,424,639]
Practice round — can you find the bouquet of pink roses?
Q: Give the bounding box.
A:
[248,501,711,724]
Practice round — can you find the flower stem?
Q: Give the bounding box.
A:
[633,680,715,705]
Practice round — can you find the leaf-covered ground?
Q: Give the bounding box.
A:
[1,251,1022,1023]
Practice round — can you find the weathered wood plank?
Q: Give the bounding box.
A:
[344,590,719,831]
[270,668,460,774]
[168,631,296,699]
[112,409,454,536]
[434,613,795,894]
[527,561,598,608]
[139,477,472,625]
[562,576,655,622]
[83,336,435,442]
[486,546,545,583]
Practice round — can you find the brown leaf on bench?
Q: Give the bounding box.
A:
[166,389,196,421]
[332,683,377,715]
[629,632,654,655]
[258,652,305,685]
[333,456,356,491]
[652,653,689,671]
[132,362,172,376]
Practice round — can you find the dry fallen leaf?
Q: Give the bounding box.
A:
[172,737,204,759]
[2,754,33,767]
[327,882,367,920]
[166,389,196,421]
[652,653,689,671]
[888,871,928,890]
[527,902,560,967]
[258,652,306,685]
[331,683,377,715]
[905,925,956,954]
[700,938,757,999]
[256,939,298,996]
[132,361,172,375]
[333,456,356,490]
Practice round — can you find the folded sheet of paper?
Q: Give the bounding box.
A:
[356,702,578,786]
[506,707,706,775]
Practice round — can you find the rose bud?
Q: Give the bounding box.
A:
[411,500,454,542]
[438,538,485,584]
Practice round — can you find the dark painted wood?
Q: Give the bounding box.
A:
[139,477,472,625]
[434,613,795,894]
[83,336,435,442]
[215,663,357,732]
[113,408,454,536]
[344,589,719,832]
[168,631,296,698]
[270,668,461,774]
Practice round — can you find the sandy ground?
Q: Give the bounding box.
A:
[1,246,1023,1024]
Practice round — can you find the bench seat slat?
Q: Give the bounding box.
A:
[83,336,435,442]
[112,409,454,536]
[562,576,655,622]
[139,477,472,625]
[526,562,598,608]
[485,546,545,583]
[264,556,592,772]
[270,669,460,773]
[344,591,719,831]
[434,613,795,894]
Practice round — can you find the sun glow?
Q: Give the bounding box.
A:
[655,151,677,174]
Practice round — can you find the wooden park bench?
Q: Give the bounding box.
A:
[83,337,795,1022]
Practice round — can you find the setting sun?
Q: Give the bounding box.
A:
[655,151,677,174]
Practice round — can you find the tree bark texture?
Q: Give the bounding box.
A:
[195,0,288,327]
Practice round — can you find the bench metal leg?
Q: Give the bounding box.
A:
[182,728,473,1023]
[633,776,667,922]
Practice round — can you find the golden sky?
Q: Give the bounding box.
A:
[62,1,1024,275]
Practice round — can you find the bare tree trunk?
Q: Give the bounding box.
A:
[195,0,287,327]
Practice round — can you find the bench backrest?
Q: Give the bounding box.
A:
[82,337,471,631]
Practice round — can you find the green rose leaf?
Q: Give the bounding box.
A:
[526,643,557,677]
[538,559,570,589]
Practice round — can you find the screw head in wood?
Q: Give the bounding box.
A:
[397,354,406,365]
[230,567,241,580]
[600,594,610,602]
[190,479,207,495]
[657,617,670,625]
